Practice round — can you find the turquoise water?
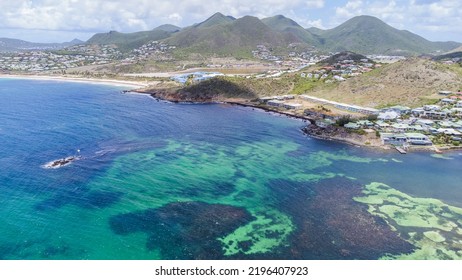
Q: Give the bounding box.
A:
[1,78,462,260]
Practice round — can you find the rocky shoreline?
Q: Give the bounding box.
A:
[131,87,461,154]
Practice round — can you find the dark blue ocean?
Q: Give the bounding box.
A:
[0,78,461,259]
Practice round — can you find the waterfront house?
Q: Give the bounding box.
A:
[405,133,432,145]
[381,133,432,146]
[344,122,361,129]
[315,119,335,128]
[267,100,285,107]
[283,103,303,110]
[259,96,274,102]
[381,133,407,145]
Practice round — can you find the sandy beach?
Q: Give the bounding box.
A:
[0,73,148,89]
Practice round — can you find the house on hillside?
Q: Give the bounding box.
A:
[344,122,361,129]
[378,111,399,120]
[441,98,456,105]
[383,105,411,115]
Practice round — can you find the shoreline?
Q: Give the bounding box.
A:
[143,91,462,154]
[0,73,147,89]
[3,74,461,154]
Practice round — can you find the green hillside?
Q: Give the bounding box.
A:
[82,13,461,57]
[86,25,180,52]
[167,16,300,58]
[0,38,82,52]
[194,12,235,28]
[262,15,320,46]
[316,15,460,55]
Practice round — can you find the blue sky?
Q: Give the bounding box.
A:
[0,0,461,43]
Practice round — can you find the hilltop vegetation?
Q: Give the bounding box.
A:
[315,16,460,55]
[166,15,299,58]
[81,13,461,57]
[138,57,462,110]
[307,58,462,108]
[86,25,180,52]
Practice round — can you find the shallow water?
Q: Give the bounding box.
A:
[0,78,461,259]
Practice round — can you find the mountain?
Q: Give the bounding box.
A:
[306,27,325,36]
[80,13,460,57]
[167,15,301,57]
[154,24,181,33]
[194,12,235,28]
[0,38,82,52]
[86,24,181,51]
[262,15,319,45]
[315,15,460,55]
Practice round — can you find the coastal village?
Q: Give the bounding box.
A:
[257,89,462,152]
[1,37,461,153]
[0,44,121,72]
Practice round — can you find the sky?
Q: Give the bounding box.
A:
[0,0,461,43]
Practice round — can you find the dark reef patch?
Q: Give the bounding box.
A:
[268,177,415,259]
[35,188,123,211]
[109,201,254,259]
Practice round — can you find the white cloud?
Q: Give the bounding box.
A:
[0,0,460,42]
[306,0,325,8]
[0,0,323,33]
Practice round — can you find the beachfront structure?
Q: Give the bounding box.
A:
[259,96,275,102]
[315,119,335,128]
[405,133,433,145]
[381,133,407,145]
[344,122,361,129]
[267,100,285,107]
[381,133,432,146]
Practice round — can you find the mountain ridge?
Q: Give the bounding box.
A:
[0,38,83,52]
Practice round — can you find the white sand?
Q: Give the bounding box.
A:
[0,74,148,89]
